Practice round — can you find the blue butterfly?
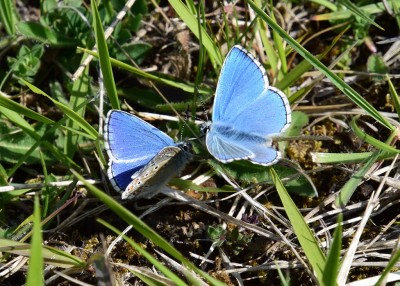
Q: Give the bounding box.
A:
[205,45,291,165]
[104,110,192,199]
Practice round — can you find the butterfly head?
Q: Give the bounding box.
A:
[179,141,192,153]
[200,121,212,137]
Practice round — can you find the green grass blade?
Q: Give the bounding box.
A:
[26,194,44,286]
[253,0,278,76]
[72,170,225,286]
[323,213,342,286]
[387,75,400,120]
[338,0,384,30]
[0,106,80,174]
[0,239,85,268]
[0,0,16,35]
[309,0,338,11]
[247,0,394,131]
[21,79,98,140]
[168,0,222,66]
[39,151,49,218]
[392,0,400,29]
[312,2,395,21]
[270,168,326,283]
[374,247,400,285]
[91,0,120,110]
[0,106,36,133]
[350,117,399,154]
[0,92,54,125]
[270,9,287,78]
[312,152,393,164]
[276,26,349,92]
[99,219,188,286]
[79,48,212,95]
[65,64,90,158]
[334,151,380,208]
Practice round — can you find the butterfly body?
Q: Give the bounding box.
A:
[206,45,291,165]
[104,110,191,199]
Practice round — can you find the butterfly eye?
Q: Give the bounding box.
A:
[180,142,192,152]
[200,122,210,135]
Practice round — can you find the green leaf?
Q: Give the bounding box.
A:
[208,160,317,197]
[312,151,393,164]
[281,163,318,197]
[17,21,77,46]
[374,247,400,285]
[7,45,44,82]
[367,54,388,82]
[338,0,383,30]
[387,75,400,121]
[0,120,57,164]
[309,0,338,11]
[0,106,80,174]
[312,2,394,21]
[285,111,308,137]
[116,42,152,64]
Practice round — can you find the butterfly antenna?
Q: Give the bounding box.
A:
[200,97,209,122]
[98,71,105,136]
[179,105,191,142]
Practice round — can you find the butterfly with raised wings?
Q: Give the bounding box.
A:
[204,45,291,165]
[104,110,192,199]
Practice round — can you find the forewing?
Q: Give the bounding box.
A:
[104,110,175,162]
[213,45,268,122]
[229,87,291,136]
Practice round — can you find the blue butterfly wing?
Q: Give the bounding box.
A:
[244,141,281,165]
[207,123,281,165]
[206,127,251,162]
[108,160,147,191]
[213,45,268,122]
[104,110,176,191]
[105,110,175,162]
[230,87,291,136]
